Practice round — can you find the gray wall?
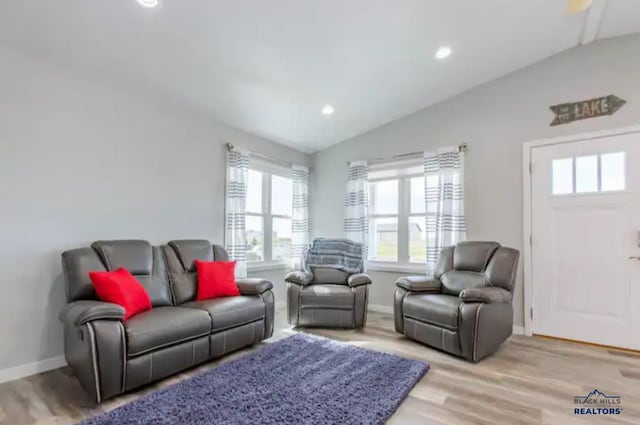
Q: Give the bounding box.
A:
[311,34,640,326]
[0,44,309,371]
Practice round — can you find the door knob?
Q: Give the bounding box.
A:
[629,256,640,260]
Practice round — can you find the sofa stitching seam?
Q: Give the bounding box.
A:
[363,286,369,327]
[211,317,264,333]
[159,247,177,305]
[403,314,458,332]
[118,321,127,393]
[473,304,483,361]
[127,330,211,357]
[99,245,114,270]
[350,287,356,328]
[85,322,102,403]
[259,292,271,338]
[149,351,153,383]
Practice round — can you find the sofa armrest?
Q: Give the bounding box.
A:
[284,271,313,286]
[236,278,273,295]
[459,287,512,304]
[395,276,442,293]
[60,300,126,327]
[347,273,372,287]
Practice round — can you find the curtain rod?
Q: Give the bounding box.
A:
[226,142,311,171]
[346,143,468,166]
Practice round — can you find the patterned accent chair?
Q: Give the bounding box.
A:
[394,241,519,361]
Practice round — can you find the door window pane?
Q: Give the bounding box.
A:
[408,217,426,263]
[272,217,292,261]
[552,158,573,195]
[575,155,598,193]
[246,170,263,213]
[371,217,398,261]
[272,175,293,216]
[410,177,425,214]
[601,152,625,192]
[245,215,263,262]
[371,180,398,214]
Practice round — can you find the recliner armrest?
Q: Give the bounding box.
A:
[60,300,126,327]
[236,278,273,295]
[284,271,313,286]
[459,287,512,304]
[395,276,442,293]
[347,273,372,287]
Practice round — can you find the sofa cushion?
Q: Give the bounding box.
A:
[89,268,152,320]
[182,296,265,331]
[90,240,172,307]
[440,270,490,296]
[124,307,211,357]
[452,241,500,272]
[311,267,349,284]
[299,284,354,309]
[403,294,462,331]
[92,240,153,275]
[163,241,230,305]
[62,247,107,302]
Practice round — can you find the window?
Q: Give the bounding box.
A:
[552,152,625,195]
[368,160,427,269]
[245,162,293,267]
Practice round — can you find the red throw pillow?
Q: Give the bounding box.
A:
[195,260,240,300]
[89,268,152,320]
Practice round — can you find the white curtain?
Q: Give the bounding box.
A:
[224,148,250,278]
[291,165,310,269]
[343,160,369,259]
[424,146,466,269]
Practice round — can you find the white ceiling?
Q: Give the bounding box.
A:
[1,0,639,153]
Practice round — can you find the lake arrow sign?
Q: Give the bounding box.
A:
[550,95,626,126]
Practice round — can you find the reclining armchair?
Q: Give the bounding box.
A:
[285,238,371,328]
[394,241,519,361]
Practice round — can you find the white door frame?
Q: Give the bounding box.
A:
[522,125,640,337]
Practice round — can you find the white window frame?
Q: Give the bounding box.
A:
[551,152,626,196]
[367,159,427,273]
[246,159,293,272]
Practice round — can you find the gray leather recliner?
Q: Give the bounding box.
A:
[60,239,274,402]
[394,241,519,361]
[285,267,371,328]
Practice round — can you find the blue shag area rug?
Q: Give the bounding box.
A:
[79,333,429,425]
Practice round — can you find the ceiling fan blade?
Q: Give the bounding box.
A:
[568,0,593,14]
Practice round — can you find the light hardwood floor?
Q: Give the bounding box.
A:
[1,309,639,425]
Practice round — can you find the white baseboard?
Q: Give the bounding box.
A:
[368,304,394,315]
[512,325,525,335]
[0,355,67,385]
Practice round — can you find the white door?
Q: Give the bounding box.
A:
[531,131,640,350]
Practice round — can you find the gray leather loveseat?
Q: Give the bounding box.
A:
[60,239,274,402]
[394,241,519,361]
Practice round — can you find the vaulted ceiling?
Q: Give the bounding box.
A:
[1,0,639,152]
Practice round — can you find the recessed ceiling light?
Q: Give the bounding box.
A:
[321,104,335,115]
[136,0,159,8]
[435,46,452,60]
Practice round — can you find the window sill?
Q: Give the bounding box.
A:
[366,261,427,274]
[247,261,291,273]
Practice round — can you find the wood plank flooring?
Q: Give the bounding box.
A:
[1,309,639,425]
